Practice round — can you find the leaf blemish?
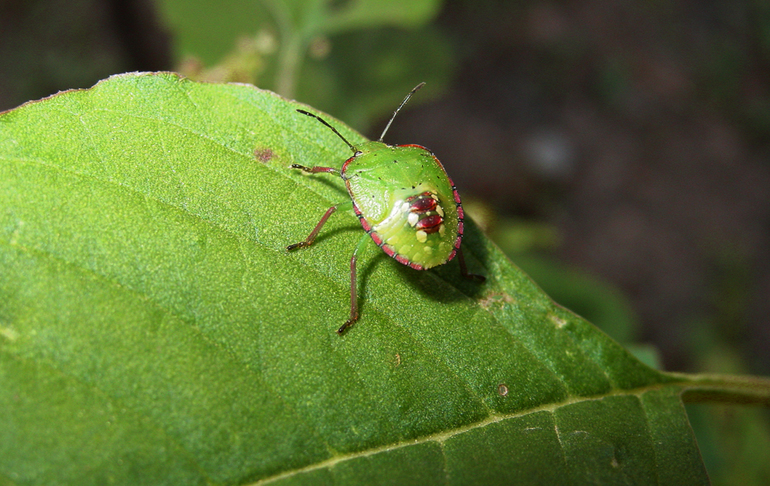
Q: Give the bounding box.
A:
[0,326,19,342]
[497,384,508,396]
[9,219,25,245]
[478,292,515,310]
[549,314,567,328]
[255,147,275,163]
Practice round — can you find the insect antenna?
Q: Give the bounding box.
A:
[296,109,357,153]
[378,82,426,142]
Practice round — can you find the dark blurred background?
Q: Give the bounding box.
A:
[2,0,769,480]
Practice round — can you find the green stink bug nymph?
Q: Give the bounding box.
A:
[288,83,484,334]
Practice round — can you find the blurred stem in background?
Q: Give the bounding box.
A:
[161,0,450,131]
[262,0,314,98]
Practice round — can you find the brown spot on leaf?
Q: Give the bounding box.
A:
[478,292,515,310]
[255,147,274,162]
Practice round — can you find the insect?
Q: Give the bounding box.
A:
[288,83,483,334]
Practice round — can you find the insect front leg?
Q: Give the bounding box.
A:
[290,164,340,175]
[286,205,340,251]
[337,234,370,335]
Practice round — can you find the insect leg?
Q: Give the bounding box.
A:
[337,234,370,335]
[286,205,339,251]
[291,164,340,175]
[457,247,486,282]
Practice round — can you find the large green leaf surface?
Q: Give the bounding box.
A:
[0,73,709,485]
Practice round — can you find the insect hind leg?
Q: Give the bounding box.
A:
[337,234,370,335]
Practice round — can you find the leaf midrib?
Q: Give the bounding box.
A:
[248,381,688,485]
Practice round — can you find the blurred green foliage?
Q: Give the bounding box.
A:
[157,0,453,131]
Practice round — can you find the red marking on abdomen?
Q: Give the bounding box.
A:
[409,194,437,212]
[416,214,443,233]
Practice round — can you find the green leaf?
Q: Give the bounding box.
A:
[1,72,767,485]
